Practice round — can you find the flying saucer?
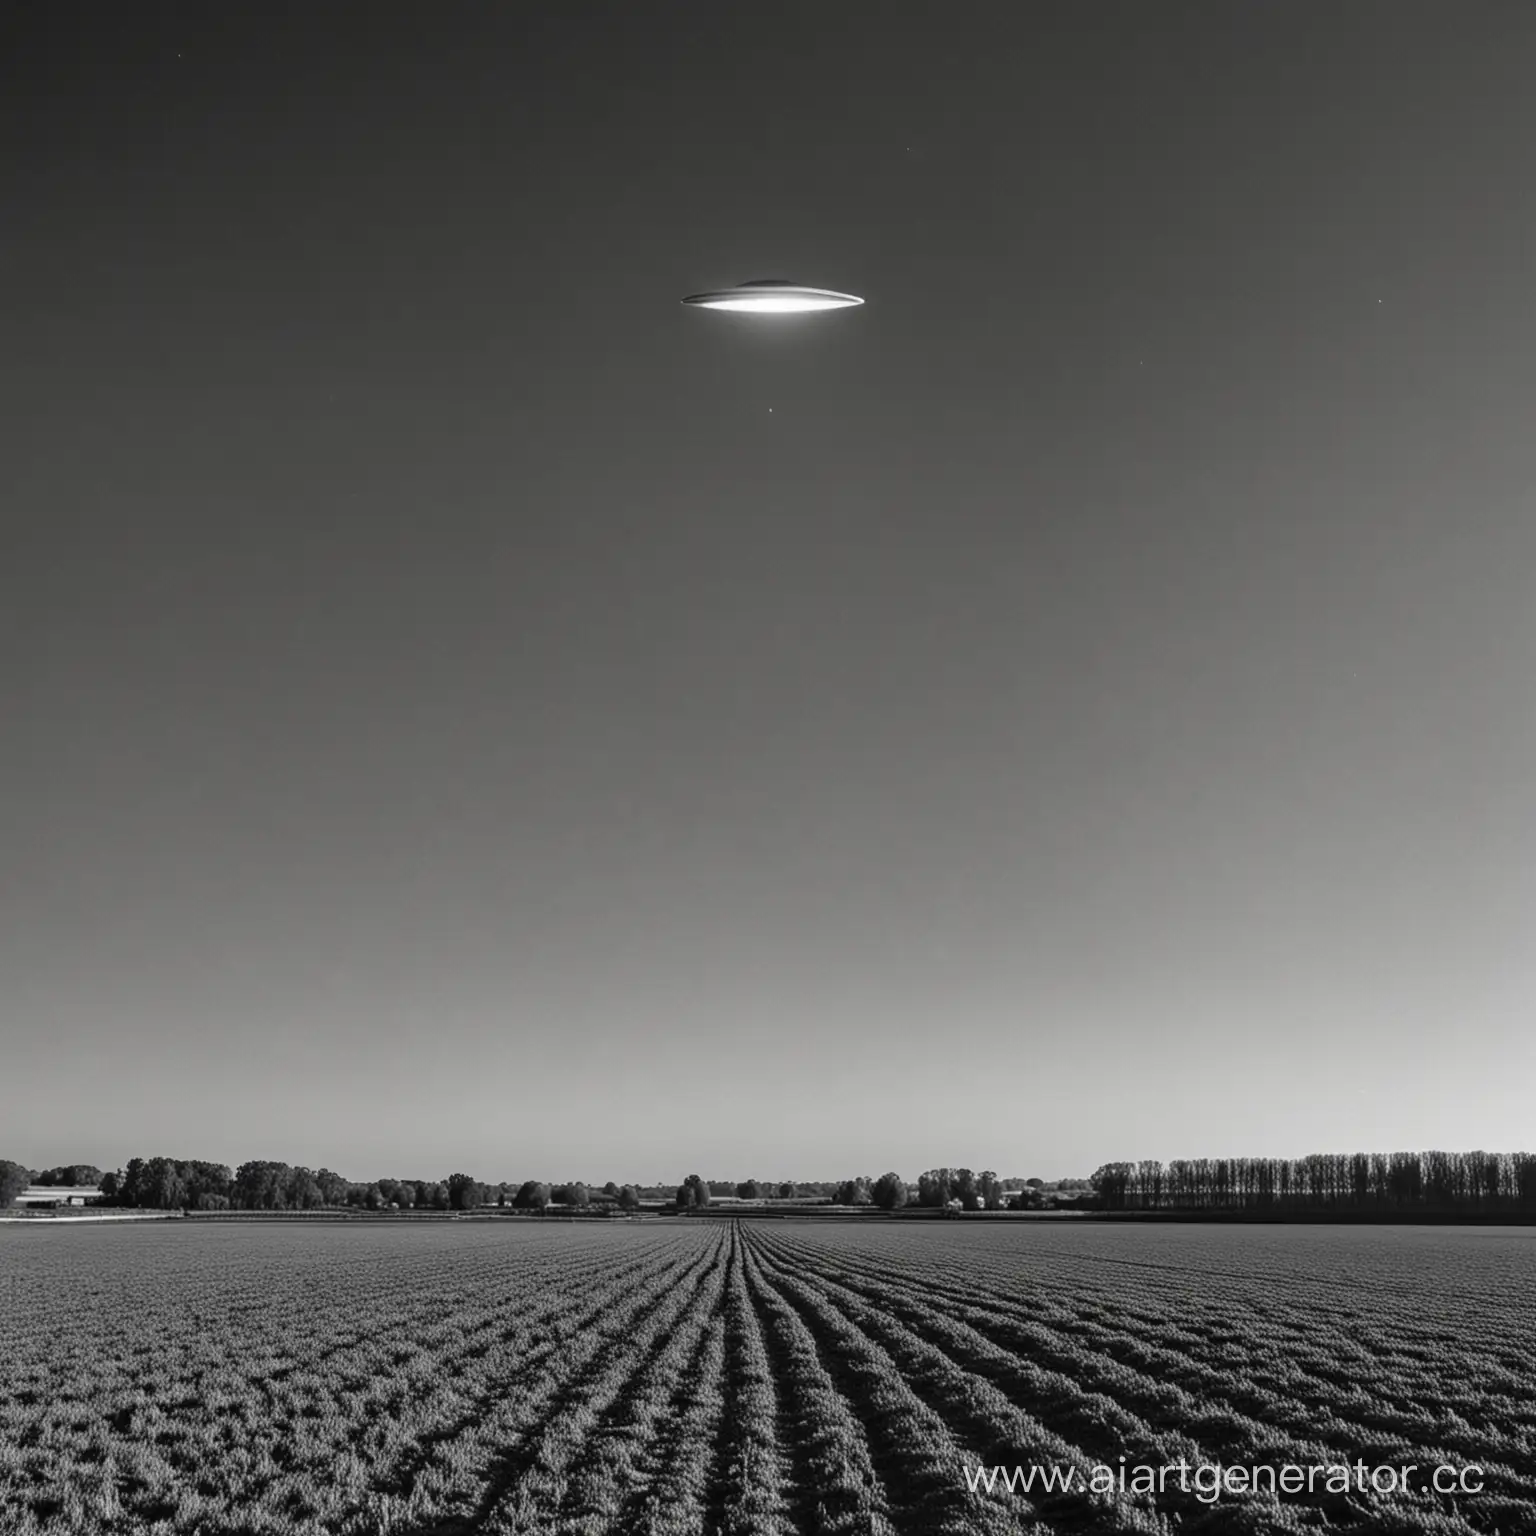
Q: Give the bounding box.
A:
[680,278,864,313]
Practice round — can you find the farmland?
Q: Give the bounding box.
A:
[1,1220,1533,1535]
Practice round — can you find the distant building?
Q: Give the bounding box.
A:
[14,1186,101,1209]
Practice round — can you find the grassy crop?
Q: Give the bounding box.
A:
[1,1217,1532,1534]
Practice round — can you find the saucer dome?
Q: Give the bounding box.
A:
[681,279,863,313]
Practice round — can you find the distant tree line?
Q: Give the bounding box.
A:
[0,1157,1083,1214]
[913,1169,1009,1210]
[104,1161,523,1213]
[686,1179,856,1203]
[673,1169,1088,1213]
[20,1150,1532,1221]
[1090,1151,1536,1216]
[674,1176,882,1208]
[0,1157,650,1214]
[29,1164,104,1188]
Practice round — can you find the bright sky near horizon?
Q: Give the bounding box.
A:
[3,4,1534,1185]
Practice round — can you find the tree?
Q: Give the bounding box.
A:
[602,1181,620,1197]
[917,1169,953,1207]
[141,1157,189,1210]
[514,1180,550,1211]
[616,1185,641,1211]
[834,1178,872,1206]
[1090,1163,1132,1210]
[288,1168,324,1209]
[115,1158,143,1206]
[871,1172,908,1211]
[88,1158,228,1210]
[736,1179,761,1200]
[777,1181,798,1200]
[316,1168,350,1206]
[35,1164,103,1188]
[675,1174,711,1210]
[234,1160,294,1211]
[0,1160,28,1208]
[447,1173,483,1211]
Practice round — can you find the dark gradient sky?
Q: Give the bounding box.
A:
[5,3,1534,1183]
